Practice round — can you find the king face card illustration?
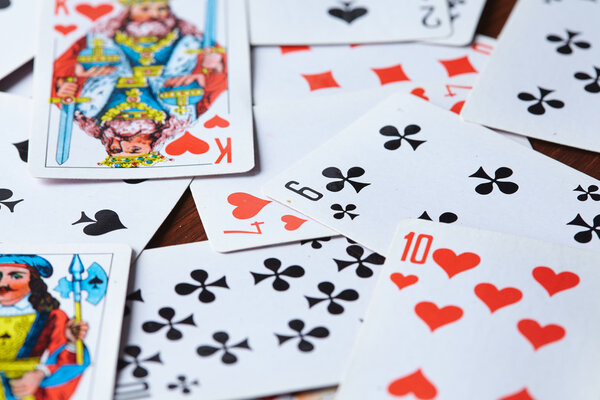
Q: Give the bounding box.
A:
[30,0,253,179]
[0,244,131,400]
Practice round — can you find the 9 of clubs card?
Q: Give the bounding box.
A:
[30,0,253,179]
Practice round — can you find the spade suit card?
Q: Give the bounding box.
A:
[191,79,512,253]
[0,0,37,80]
[337,219,600,399]
[461,0,600,153]
[248,0,451,45]
[263,94,600,256]
[0,93,190,256]
[115,238,384,400]
[30,0,253,179]
[252,35,495,105]
[427,0,487,46]
[0,243,131,400]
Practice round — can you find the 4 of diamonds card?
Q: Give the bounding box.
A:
[337,219,600,399]
[30,0,253,179]
[0,243,131,400]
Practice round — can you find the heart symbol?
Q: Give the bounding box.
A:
[410,87,430,101]
[204,115,230,129]
[415,301,462,332]
[328,5,368,24]
[390,273,418,291]
[75,3,114,21]
[387,369,437,399]
[474,283,522,313]
[227,192,271,220]
[499,388,535,400]
[518,319,565,350]
[432,248,480,279]
[281,215,307,231]
[532,266,579,297]
[54,24,77,36]
[165,131,210,156]
[72,209,127,236]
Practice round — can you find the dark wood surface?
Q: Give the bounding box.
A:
[146,0,600,249]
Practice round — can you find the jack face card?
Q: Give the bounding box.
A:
[30,0,253,179]
[0,93,190,256]
[263,94,600,256]
[0,0,36,80]
[253,35,495,105]
[461,0,600,153]
[248,0,451,45]
[116,238,384,399]
[337,219,600,399]
[0,243,131,400]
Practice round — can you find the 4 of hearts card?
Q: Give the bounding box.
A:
[30,0,253,179]
[0,243,131,400]
[461,0,600,153]
[115,238,384,399]
[262,94,600,256]
[0,93,191,256]
[337,219,600,399]
[248,0,451,45]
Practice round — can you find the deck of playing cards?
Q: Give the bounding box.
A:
[0,0,598,399]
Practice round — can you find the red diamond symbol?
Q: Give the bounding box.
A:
[371,64,411,86]
[280,46,311,54]
[438,56,478,78]
[301,71,341,91]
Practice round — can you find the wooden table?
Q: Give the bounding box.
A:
[146,0,600,249]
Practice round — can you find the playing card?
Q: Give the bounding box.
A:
[29,0,253,179]
[115,238,384,399]
[248,0,451,45]
[0,93,190,256]
[263,93,600,256]
[461,0,600,153]
[192,79,516,253]
[252,35,495,105]
[427,0,487,46]
[0,242,131,400]
[337,219,600,399]
[0,0,37,80]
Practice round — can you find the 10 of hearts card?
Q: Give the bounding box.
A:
[29,0,253,179]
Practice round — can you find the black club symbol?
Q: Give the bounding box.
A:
[574,185,600,202]
[379,124,426,151]
[174,269,229,303]
[0,188,23,213]
[197,331,251,365]
[418,211,458,224]
[142,307,196,341]
[574,66,600,93]
[251,258,305,291]
[322,166,371,193]
[117,345,162,378]
[517,87,565,115]
[124,289,144,316]
[275,319,329,352]
[300,237,332,249]
[567,214,600,243]
[305,282,359,315]
[546,30,591,55]
[333,245,385,278]
[167,375,200,394]
[469,167,519,195]
[331,203,359,220]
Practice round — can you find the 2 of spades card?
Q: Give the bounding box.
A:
[0,93,190,256]
[29,0,253,179]
[263,94,600,256]
[337,219,600,399]
[116,238,385,400]
[461,0,600,153]
[252,35,496,106]
[248,0,451,45]
[0,0,37,80]
[0,243,131,400]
